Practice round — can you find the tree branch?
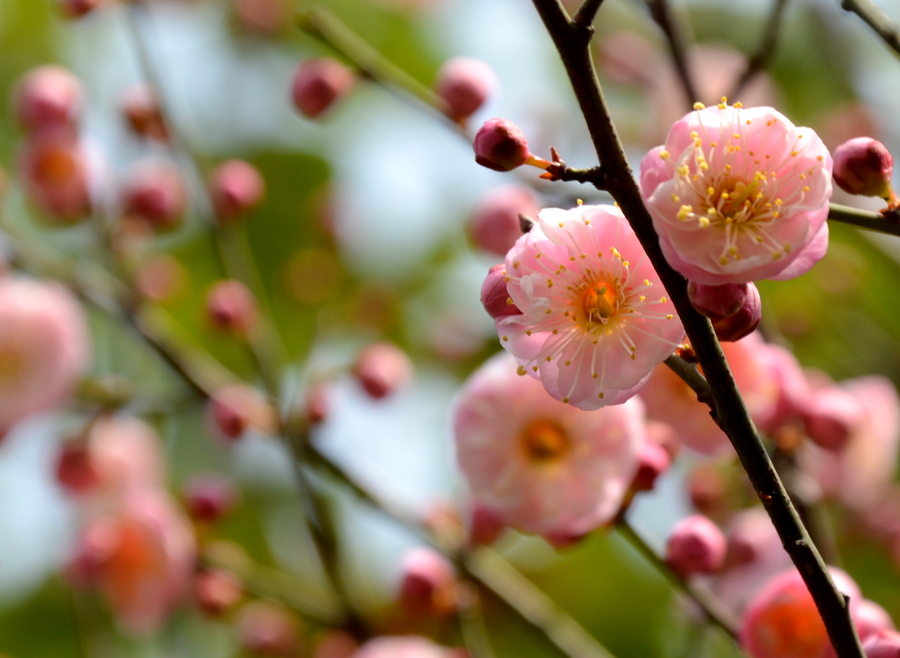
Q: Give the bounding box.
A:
[730,0,792,99]
[645,0,699,109]
[829,202,900,237]
[841,0,900,58]
[529,2,863,655]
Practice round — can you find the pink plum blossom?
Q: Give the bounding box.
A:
[863,630,900,657]
[641,332,779,455]
[0,277,89,438]
[640,102,833,284]
[495,204,684,410]
[740,566,860,658]
[665,514,726,577]
[70,491,196,634]
[453,352,645,539]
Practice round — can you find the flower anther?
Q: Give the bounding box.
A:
[640,100,833,284]
[495,204,685,410]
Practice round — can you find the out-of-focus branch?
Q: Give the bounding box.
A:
[573,0,607,27]
[730,0,791,98]
[828,203,900,237]
[296,7,460,132]
[841,0,900,57]
[644,0,698,108]
[616,519,740,637]
[529,2,864,656]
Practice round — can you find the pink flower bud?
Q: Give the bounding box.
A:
[397,547,458,617]
[313,631,358,658]
[134,253,187,302]
[864,630,900,658]
[205,280,258,336]
[352,342,413,399]
[631,439,671,492]
[56,440,99,495]
[468,185,539,256]
[467,503,506,546]
[59,0,106,18]
[687,281,761,342]
[833,137,895,199]
[208,384,275,441]
[725,508,776,568]
[121,161,187,231]
[233,0,290,35]
[237,601,303,657]
[473,118,531,172]
[291,58,355,119]
[13,66,82,134]
[802,385,863,451]
[665,514,726,577]
[18,130,92,221]
[194,568,243,617]
[435,57,496,123]
[208,159,265,222]
[183,474,239,523]
[302,381,331,425]
[120,83,168,142]
[480,264,521,319]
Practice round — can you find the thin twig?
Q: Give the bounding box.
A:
[296,7,461,132]
[841,0,900,58]
[528,2,863,655]
[828,203,900,237]
[730,0,791,99]
[573,0,607,28]
[644,0,698,108]
[663,354,711,404]
[616,518,740,638]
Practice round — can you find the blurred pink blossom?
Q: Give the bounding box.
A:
[352,636,460,658]
[640,103,832,284]
[13,65,82,134]
[453,352,645,539]
[495,204,684,409]
[0,277,89,438]
[665,514,726,577]
[352,342,413,399]
[435,57,496,123]
[18,129,92,221]
[468,185,538,257]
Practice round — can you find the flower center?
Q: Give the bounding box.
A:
[521,419,569,462]
[581,281,619,324]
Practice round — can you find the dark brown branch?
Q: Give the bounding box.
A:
[573,0,607,28]
[529,2,863,655]
[842,0,900,58]
[645,0,699,108]
[731,0,792,98]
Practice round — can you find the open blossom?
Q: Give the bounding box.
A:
[0,277,89,437]
[495,204,684,410]
[640,101,833,284]
[453,352,645,539]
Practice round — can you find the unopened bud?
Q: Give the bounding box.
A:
[302,381,331,425]
[208,384,275,441]
[237,601,302,657]
[120,83,168,141]
[205,280,258,336]
[183,474,239,523]
[833,137,895,200]
[56,440,98,495]
[468,186,538,256]
[688,281,761,342]
[313,631,358,658]
[352,342,413,399]
[13,66,82,134]
[291,58,355,119]
[480,264,521,319]
[435,57,496,123]
[18,130,92,222]
[208,160,265,223]
[631,440,671,492]
[59,0,105,18]
[194,568,243,617]
[121,161,187,231]
[802,385,862,451]
[233,0,290,35]
[467,503,505,546]
[665,514,726,578]
[474,118,531,172]
[397,547,458,617]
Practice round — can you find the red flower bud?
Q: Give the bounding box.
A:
[183,474,239,523]
[205,280,258,336]
[208,160,266,222]
[352,343,413,399]
[435,57,496,123]
[291,58,355,119]
[473,118,530,172]
[833,137,895,199]
[13,66,82,134]
[121,161,187,231]
[688,281,761,342]
[665,514,726,577]
[480,264,521,319]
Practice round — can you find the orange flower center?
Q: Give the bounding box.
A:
[521,419,569,462]
[581,281,619,324]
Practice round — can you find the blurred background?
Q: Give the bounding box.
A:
[2,0,900,656]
